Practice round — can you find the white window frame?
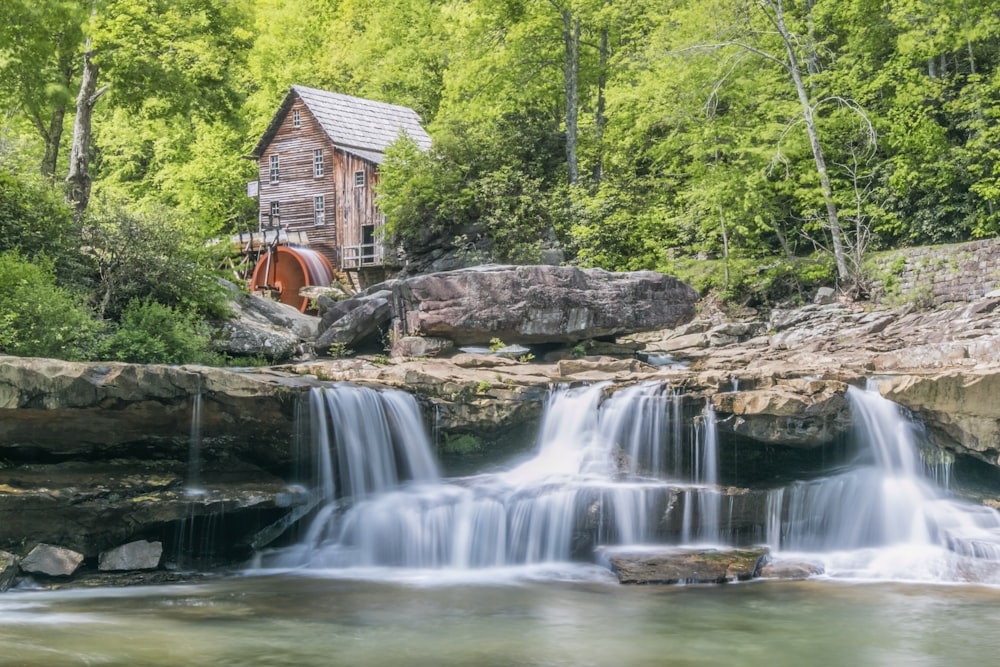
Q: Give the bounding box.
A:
[354,170,365,188]
[270,201,280,219]
[314,195,325,225]
[269,155,280,184]
[313,149,324,178]
[292,109,301,128]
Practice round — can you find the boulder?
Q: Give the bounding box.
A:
[20,543,84,577]
[604,546,770,584]
[392,265,698,345]
[215,284,320,361]
[315,291,393,354]
[0,550,18,591]
[99,540,163,571]
[391,336,454,358]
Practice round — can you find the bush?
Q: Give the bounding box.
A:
[0,251,100,360]
[82,201,230,321]
[0,169,88,284]
[99,298,221,365]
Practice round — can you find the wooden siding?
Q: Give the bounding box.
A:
[334,150,383,268]
[255,97,387,271]
[257,98,340,267]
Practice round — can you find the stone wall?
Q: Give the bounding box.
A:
[867,238,1000,306]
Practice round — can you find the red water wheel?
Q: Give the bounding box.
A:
[249,245,334,312]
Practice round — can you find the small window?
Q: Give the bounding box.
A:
[313,149,324,178]
[292,109,301,128]
[265,201,280,229]
[354,170,365,188]
[314,195,325,225]
[269,155,279,184]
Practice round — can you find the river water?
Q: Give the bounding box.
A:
[3,572,1000,666]
[6,381,1000,664]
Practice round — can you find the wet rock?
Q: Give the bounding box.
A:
[712,381,852,447]
[0,550,18,591]
[878,372,1000,466]
[99,540,163,571]
[604,546,770,585]
[759,558,825,580]
[21,543,84,577]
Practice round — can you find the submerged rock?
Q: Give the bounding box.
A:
[758,558,825,580]
[603,546,770,585]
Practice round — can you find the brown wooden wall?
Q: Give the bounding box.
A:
[255,96,391,271]
[334,150,384,268]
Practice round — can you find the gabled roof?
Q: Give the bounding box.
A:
[249,85,432,163]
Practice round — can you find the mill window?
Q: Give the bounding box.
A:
[314,195,325,225]
[314,149,325,178]
[269,155,280,183]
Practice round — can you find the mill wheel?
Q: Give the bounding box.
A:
[249,245,334,312]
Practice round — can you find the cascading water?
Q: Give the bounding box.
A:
[765,384,1000,580]
[185,389,204,496]
[263,380,1000,583]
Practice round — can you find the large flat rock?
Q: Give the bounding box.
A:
[604,546,770,584]
[392,265,698,345]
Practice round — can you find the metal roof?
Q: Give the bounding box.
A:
[250,85,432,160]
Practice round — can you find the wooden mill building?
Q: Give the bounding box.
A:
[247,85,432,279]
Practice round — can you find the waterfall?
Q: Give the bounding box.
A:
[764,385,1000,578]
[185,390,205,496]
[261,380,1000,583]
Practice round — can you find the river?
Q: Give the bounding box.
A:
[3,572,1000,666]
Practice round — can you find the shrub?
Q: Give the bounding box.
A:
[99,298,220,365]
[82,201,230,321]
[0,251,99,360]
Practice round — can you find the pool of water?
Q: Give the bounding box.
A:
[3,569,1000,667]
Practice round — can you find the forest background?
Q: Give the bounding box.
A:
[1,0,998,363]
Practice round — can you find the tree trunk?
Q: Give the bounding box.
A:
[562,10,580,185]
[39,107,66,179]
[66,38,105,218]
[762,0,849,282]
[592,24,608,184]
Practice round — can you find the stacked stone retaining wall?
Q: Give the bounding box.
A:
[867,238,1000,306]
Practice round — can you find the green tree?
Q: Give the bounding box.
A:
[0,0,88,177]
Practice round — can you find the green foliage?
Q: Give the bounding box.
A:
[82,201,230,322]
[488,338,506,353]
[0,169,87,283]
[0,251,99,360]
[439,433,484,456]
[475,379,493,394]
[98,298,220,365]
[665,254,836,307]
